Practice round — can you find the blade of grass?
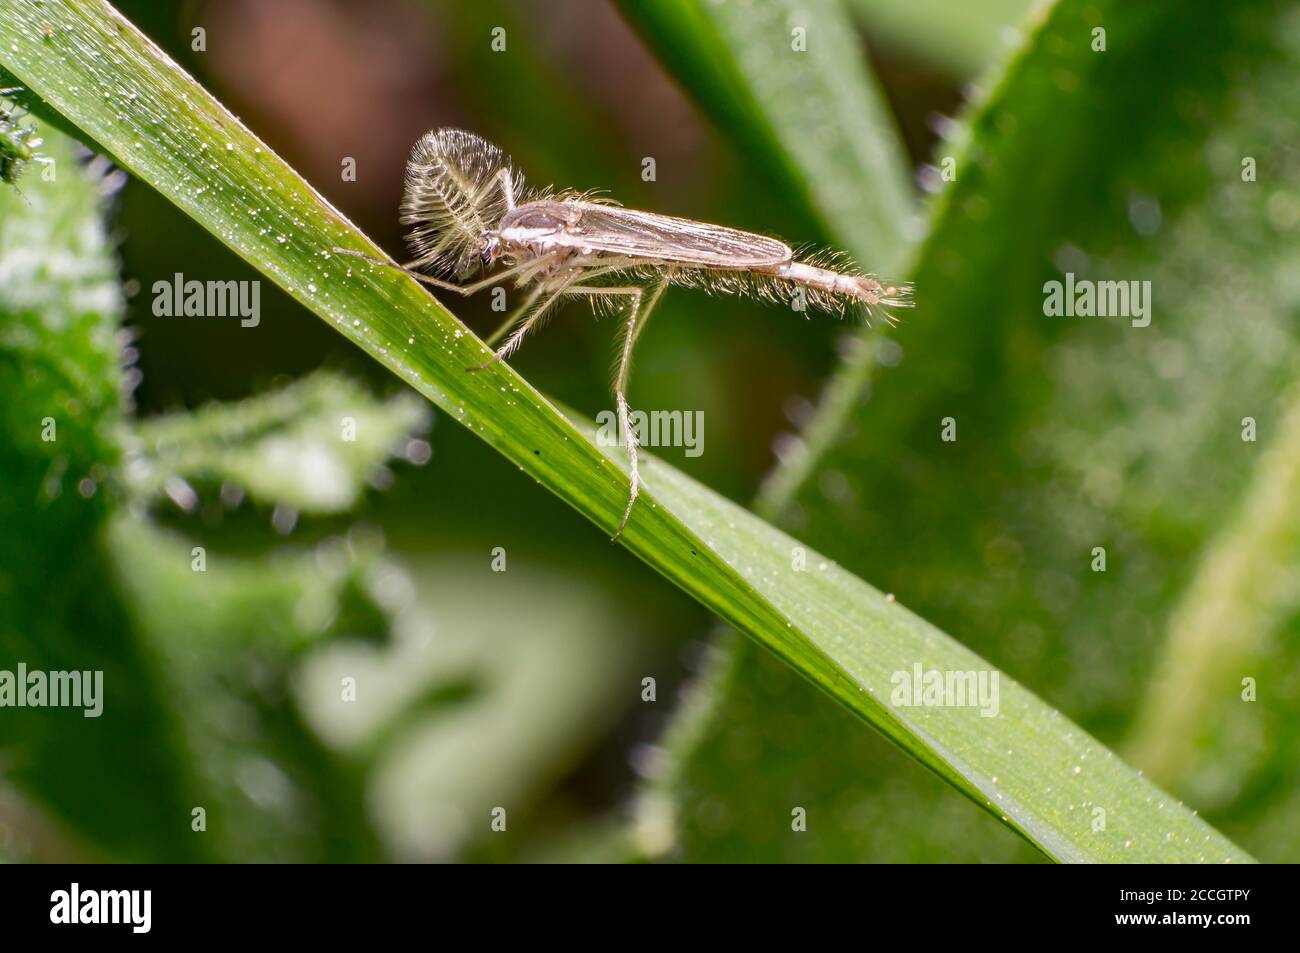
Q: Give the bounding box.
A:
[847,0,1033,77]
[1128,380,1300,785]
[617,0,914,271]
[0,0,1253,862]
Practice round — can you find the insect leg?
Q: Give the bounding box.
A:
[332,248,553,296]
[566,279,669,539]
[481,282,547,349]
[467,271,584,372]
[476,261,629,356]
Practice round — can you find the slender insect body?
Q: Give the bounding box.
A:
[336,128,911,538]
[492,199,904,317]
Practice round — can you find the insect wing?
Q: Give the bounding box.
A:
[563,204,792,268]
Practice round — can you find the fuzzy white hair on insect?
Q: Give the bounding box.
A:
[400,128,526,279]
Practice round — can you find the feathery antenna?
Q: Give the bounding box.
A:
[400,128,525,279]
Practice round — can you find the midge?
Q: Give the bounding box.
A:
[336,128,910,538]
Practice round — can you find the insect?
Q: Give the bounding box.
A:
[0,88,46,186]
[336,128,910,539]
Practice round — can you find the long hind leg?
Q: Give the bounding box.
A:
[480,282,546,350]
[468,271,585,372]
[566,279,668,540]
[468,263,641,372]
[332,248,557,297]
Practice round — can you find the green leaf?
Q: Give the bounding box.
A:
[107,513,392,861]
[0,0,1254,862]
[659,0,1293,861]
[848,0,1034,77]
[125,370,430,514]
[1112,13,1300,859]
[110,514,391,655]
[294,554,652,862]
[0,126,206,861]
[1127,382,1300,855]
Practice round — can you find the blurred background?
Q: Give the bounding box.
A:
[3,0,1298,863]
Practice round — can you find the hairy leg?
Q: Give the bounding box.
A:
[468,270,585,372]
[566,279,668,539]
[481,282,547,349]
[469,261,633,368]
[480,256,637,353]
[331,248,555,296]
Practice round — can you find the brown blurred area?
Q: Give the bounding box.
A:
[201,0,711,228]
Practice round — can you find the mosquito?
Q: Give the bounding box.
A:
[335,128,911,539]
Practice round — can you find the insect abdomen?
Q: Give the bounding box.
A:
[775,262,882,305]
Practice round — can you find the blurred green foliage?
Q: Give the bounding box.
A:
[125,371,429,515]
[0,130,199,861]
[0,121,428,861]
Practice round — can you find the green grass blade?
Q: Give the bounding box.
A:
[0,0,1252,862]
[1128,379,1300,793]
[847,0,1032,77]
[617,0,914,270]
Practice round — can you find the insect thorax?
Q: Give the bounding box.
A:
[498,201,574,249]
